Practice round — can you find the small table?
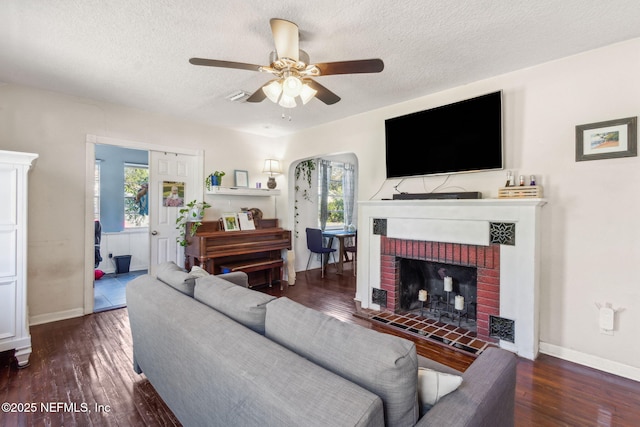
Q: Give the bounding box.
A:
[322,230,356,274]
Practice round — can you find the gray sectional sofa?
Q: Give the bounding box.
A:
[126,262,517,427]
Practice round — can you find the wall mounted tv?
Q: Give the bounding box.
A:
[385,91,503,179]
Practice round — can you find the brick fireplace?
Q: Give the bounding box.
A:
[356,198,546,360]
[380,238,500,342]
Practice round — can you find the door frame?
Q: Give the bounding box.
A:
[84,134,203,315]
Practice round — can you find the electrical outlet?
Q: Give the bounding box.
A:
[108,253,113,258]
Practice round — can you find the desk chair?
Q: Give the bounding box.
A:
[305,228,337,278]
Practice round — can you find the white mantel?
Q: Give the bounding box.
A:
[356,198,546,360]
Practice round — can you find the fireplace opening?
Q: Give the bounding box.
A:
[399,258,477,332]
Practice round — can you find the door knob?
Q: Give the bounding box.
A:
[151,230,158,235]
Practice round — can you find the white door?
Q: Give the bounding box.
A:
[148,151,200,275]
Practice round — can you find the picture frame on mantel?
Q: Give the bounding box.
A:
[576,116,637,162]
[234,170,249,187]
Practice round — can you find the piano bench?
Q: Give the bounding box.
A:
[219,259,285,290]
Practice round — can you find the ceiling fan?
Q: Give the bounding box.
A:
[189,18,384,108]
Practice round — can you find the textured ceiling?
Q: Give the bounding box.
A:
[1,0,640,137]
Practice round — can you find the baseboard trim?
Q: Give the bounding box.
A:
[539,341,640,382]
[30,308,85,326]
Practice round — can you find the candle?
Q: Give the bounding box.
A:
[444,276,453,292]
[455,295,465,311]
[418,290,428,302]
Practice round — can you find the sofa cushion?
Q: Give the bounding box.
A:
[417,367,463,413]
[265,297,419,427]
[194,275,275,334]
[188,265,210,279]
[156,261,195,296]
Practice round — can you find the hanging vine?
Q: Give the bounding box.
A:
[294,159,316,238]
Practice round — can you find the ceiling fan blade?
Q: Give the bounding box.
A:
[246,85,269,103]
[189,58,262,72]
[314,59,384,76]
[270,18,299,61]
[306,79,341,105]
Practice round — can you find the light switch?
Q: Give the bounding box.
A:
[599,306,615,331]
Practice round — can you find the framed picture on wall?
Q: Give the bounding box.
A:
[576,116,637,161]
[222,213,239,231]
[163,181,185,207]
[234,170,249,187]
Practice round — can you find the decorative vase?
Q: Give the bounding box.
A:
[211,175,220,186]
[267,176,277,189]
[189,204,206,221]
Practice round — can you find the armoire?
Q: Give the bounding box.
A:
[0,150,38,367]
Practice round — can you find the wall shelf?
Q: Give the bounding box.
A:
[206,186,280,197]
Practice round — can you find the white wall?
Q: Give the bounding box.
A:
[281,38,640,379]
[97,230,149,273]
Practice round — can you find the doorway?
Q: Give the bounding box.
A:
[289,153,358,273]
[93,144,150,312]
[84,135,203,315]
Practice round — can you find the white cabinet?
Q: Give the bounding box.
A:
[0,150,37,367]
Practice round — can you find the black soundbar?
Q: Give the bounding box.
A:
[392,192,482,200]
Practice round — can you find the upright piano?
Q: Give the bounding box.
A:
[185,219,291,288]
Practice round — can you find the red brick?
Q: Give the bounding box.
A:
[460,245,469,265]
[483,245,493,268]
[468,246,477,265]
[478,275,500,286]
[477,246,487,267]
[477,289,499,302]
[453,244,461,263]
[478,267,500,278]
[438,242,446,261]
[479,283,500,295]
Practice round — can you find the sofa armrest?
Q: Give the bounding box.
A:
[216,271,248,287]
[416,347,517,427]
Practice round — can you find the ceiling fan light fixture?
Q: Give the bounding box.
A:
[300,83,317,105]
[279,94,297,108]
[263,80,283,103]
[282,75,303,98]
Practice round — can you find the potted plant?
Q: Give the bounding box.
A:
[176,200,211,247]
[206,171,226,189]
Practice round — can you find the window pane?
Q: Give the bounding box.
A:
[124,165,149,228]
[319,161,345,229]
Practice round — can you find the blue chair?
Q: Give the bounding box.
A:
[305,228,337,278]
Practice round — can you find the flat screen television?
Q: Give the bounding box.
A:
[385,91,503,179]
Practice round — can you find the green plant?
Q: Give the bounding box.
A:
[176,200,211,246]
[206,171,226,190]
[294,159,316,238]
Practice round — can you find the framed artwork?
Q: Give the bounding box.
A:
[576,117,637,161]
[222,213,239,231]
[234,170,249,187]
[163,181,185,207]
[237,211,255,230]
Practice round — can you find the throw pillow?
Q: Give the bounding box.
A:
[188,265,210,279]
[155,261,195,297]
[417,367,463,409]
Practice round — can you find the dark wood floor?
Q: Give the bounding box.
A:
[1,264,639,426]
